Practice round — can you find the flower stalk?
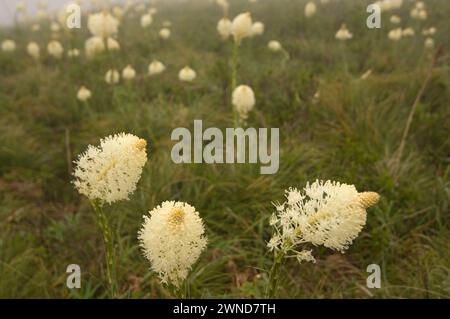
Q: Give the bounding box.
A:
[266,249,285,298]
[231,41,239,128]
[91,200,117,298]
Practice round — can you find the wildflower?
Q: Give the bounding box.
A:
[231,12,253,45]
[390,15,401,24]
[159,28,171,40]
[148,60,166,75]
[85,36,105,58]
[402,28,415,37]
[304,2,317,18]
[296,250,316,264]
[217,18,232,40]
[424,37,434,49]
[105,69,120,84]
[122,65,136,81]
[77,86,92,102]
[268,40,282,52]
[335,24,353,41]
[112,6,124,19]
[388,28,402,41]
[88,12,120,38]
[269,180,380,254]
[50,22,60,33]
[422,27,436,36]
[47,40,64,58]
[141,13,153,28]
[178,66,196,82]
[108,38,121,51]
[27,42,40,59]
[73,133,148,204]
[232,85,255,122]
[67,48,80,58]
[138,201,207,287]
[1,39,16,53]
[251,22,264,36]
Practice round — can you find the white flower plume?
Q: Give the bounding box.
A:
[138,201,207,287]
[73,133,148,204]
[269,180,380,262]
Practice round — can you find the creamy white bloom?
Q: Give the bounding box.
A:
[88,12,120,38]
[411,8,427,20]
[390,15,401,24]
[231,12,253,44]
[232,85,255,121]
[27,42,40,59]
[268,180,380,257]
[50,22,60,32]
[335,24,353,41]
[112,6,124,19]
[148,60,166,75]
[138,201,207,287]
[67,48,80,58]
[422,27,436,36]
[424,37,434,49]
[178,66,196,82]
[149,7,157,15]
[140,13,153,28]
[85,36,105,58]
[268,40,282,52]
[106,37,120,51]
[1,39,16,52]
[251,21,264,36]
[73,133,147,204]
[105,69,120,84]
[415,1,425,10]
[304,2,317,18]
[217,18,232,40]
[388,28,402,41]
[159,28,171,40]
[122,65,136,80]
[376,0,403,11]
[402,28,415,37]
[47,40,64,58]
[77,86,92,101]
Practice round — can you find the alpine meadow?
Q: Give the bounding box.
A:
[0,0,449,299]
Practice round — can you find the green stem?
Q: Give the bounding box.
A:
[91,200,117,298]
[265,250,285,298]
[169,282,187,299]
[231,41,239,128]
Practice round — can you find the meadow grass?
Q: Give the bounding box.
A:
[0,0,449,298]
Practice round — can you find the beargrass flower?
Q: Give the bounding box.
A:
[148,60,166,75]
[138,201,207,288]
[77,86,92,101]
[47,40,64,58]
[232,85,255,122]
[73,133,147,204]
[178,66,196,82]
